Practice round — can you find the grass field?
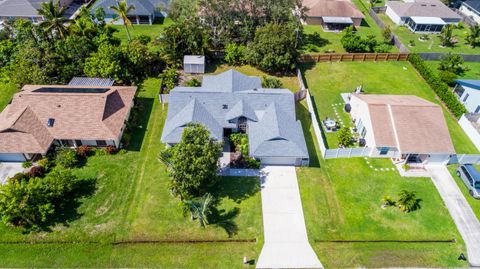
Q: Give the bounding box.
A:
[112,19,173,43]
[0,77,263,267]
[297,158,467,268]
[302,61,479,154]
[378,14,480,54]
[425,60,480,79]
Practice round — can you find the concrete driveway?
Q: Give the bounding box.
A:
[426,165,480,266]
[0,162,25,184]
[256,166,323,269]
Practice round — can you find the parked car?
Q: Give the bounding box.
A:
[456,164,480,199]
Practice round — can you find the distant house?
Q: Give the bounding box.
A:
[0,0,74,23]
[0,85,136,162]
[90,0,169,25]
[349,94,455,164]
[459,0,480,25]
[302,0,365,31]
[454,79,480,114]
[385,0,461,33]
[161,70,309,166]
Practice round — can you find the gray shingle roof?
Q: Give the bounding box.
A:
[463,0,480,13]
[386,0,461,19]
[68,77,115,87]
[0,0,43,17]
[161,70,308,159]
[90,0,169,16]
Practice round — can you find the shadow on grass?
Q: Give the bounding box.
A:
[210,176,260,203]
[209,207,240,238]
[301,32,331,48]
[296,103,320,168]
[126,97,154,151]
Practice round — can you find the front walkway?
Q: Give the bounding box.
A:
[426,165,480,267]
[256,166,323,269]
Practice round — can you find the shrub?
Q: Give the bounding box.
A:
[262,76,283,88]
[409,40,415,47]
[408,54,467,118]
[229,133,249,156]
[438,53,468,75]
[75,145,92,158]
[373,43,392,53]
[37,157,52,172]
[9,173,28,183]
[224,43,246,66]
[438,70,457,86]
[132,34,152,45]
[245,156,261,169]
[338,127,353,147]
[382,26,392,43]
[104,146,117,155]
[160,66,179,93]
[56,149,79,168]
[305,44,319,52]
[26,166,45,178]
[22,161,32,168]
[185,78,201,87]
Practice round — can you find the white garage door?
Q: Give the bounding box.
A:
[0,153,26,162]
[261,157,299,166]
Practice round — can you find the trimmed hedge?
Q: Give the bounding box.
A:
[408,54,467,118]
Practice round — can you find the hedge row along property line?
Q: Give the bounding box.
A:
[314,239,456,243]
[0,239,257,245]
[408,53,467,118]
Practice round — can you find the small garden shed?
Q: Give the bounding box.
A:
[183,55,205,74]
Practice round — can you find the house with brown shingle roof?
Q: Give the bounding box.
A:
[302,0,365,31]
[0,85,136,162]
[349,94,455,164]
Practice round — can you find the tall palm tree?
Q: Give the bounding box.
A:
[466,25,480,48]
[110,0,135,42]
[38,0,70,39]
[439,24,455,47]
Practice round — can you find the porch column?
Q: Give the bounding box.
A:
[136,16,139,24]
[149,15,152,25]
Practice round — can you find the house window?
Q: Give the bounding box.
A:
[75,140,83,146]
[475,105,480,114]
[361,127,367,138]
[61,140,74,147]
[463,93,470,102]
[356,119,363,131]
[96,140,107,147]
[379,147,389,155]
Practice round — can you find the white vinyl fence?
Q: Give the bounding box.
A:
[305,89,327,157]
[324,147,373,159]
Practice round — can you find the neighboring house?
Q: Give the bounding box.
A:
[0,0,73,23]
[161,70,309,166]
[349,94,455,164]
[454,79,480,114]
[302,0,365,30]
[459,0,480,25]
[90,0,169,25]
[385,0,461,33]
[0,85,136,162]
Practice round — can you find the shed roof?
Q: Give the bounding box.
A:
[184,55,205,65]
[411,16,446,24]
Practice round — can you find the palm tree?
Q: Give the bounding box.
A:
[184,193,214,227]
[397,190,422,213]
[466,25,480,48]
[110,0,135,42]
[439,24,455,47]
[38,0,70,39]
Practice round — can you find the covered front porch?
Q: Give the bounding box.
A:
[406,16,446,33]
[322,16,354,32]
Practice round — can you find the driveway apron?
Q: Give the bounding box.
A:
[256,166,323,269]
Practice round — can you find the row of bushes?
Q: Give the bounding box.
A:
[408,54,467,118]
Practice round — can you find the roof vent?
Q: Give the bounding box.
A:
[253,88,258,91]
[421,4,426,6]
[47,118,55,127]
[222,104,228,109]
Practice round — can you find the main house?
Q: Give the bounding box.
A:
[0,85,136,162]
[90,0,169,25]
[0,0,74,23]
[302,0,365,31]
[385,0,461,33]
[349,94,455,164]
[454,79,480,114]
[161,70,309,166]
[459,0,480,25]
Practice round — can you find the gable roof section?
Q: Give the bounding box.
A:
[225,100,258,122]
[386,0,461,19]
[0,85,136,154]
[201,70,262,93]
[455,79,480,91]
[303,0,365,19]
[463,0,480,13]
[353,94,455,154]
[0,0,41,17]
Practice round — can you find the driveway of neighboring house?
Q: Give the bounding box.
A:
[0,162,25,185]
[256,166,323,269]
[426,165,480,267]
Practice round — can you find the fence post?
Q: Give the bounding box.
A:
[349,148,353,158]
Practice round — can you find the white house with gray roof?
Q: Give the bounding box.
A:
[90,0,169,25]
[0,0,73,23]
[161,70,309,166]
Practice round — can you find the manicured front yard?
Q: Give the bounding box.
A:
[378,14,480,54]
[425,60,480,79]
[0,77,263,267]
[302,61,478,154]
[297,158,467,268]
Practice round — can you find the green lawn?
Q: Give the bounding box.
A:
[0,81,18,111]
[302,61,478,154]
[112,18,173,43]
[297,159,467,268]
[448,165,480,221]
[425,60,480,79]
[0,77,263,267]
[378,14,480,54]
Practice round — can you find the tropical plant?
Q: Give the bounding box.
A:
[382,195,396,207]
[22,161,33,169]
[38,0,70,39]
[230,133,249,156]
[262,76,283,88]
[466,25,480,48]
[438,53,468,75]
[109,0,136,42]
[397,190,422,212]
[160,66,179,93]
[183,193,214,227]
[337,127,352,147]
[382,26,392,43]
[439,24,455,47]
[55,149,79,168]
